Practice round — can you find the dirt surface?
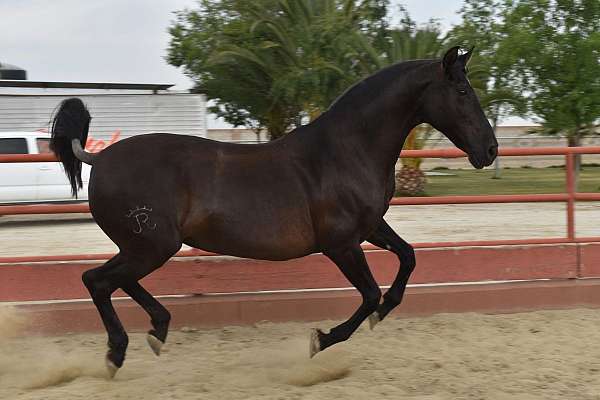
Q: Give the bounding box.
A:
[1,203,599,257]
[3,306,600,399]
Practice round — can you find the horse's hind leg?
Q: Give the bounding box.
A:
[310,243,381,357]
[366,220,416,329]
[82,255,130,377]
[121,282,170,355]
[82,242,180,377]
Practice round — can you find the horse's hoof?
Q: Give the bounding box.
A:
[105,356,119,379]
[147,333,164,356]
[368,312,380,330]
[309,329,321,358]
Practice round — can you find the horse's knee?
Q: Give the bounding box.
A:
[400,246,416,272]
[82,269,98,291]
[82,269,92,286]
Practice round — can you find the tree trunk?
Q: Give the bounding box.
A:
[268,125,286,141]
[395,165,426,196]
[266,106,292,141]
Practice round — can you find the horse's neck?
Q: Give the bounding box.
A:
[312,70,430,176]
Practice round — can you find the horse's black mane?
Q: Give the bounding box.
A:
[327,59,437,113]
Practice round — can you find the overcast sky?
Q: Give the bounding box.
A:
[0,0,482,128]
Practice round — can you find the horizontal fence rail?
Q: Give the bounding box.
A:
[3,146,600,163]
[2,146,600,264]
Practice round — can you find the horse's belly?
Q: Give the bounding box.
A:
[182,206,317,261]
[183,229,315,261]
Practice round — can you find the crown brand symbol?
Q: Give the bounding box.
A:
[125,205,157,234]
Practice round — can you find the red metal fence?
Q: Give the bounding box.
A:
[2,146,600,265]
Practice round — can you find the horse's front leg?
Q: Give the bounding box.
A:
[310,243,381,357]
[366,219,416,329]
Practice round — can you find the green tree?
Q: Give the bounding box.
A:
[350,8,443,73]
[450,0,525,118]
[498,0,600,158]
[168,0,385,139]
[168,0,291,139]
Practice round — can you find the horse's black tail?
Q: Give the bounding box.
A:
[50,98,94,197]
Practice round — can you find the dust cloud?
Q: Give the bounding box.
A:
[238,337,352,386]
[0,306,106,390]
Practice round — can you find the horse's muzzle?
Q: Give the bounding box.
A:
[487,144,498,163]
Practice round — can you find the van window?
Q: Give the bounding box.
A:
[36,138,51,154]
[0,138,28,154]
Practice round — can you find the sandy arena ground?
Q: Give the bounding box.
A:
[3,307,600,399]
[1,203,600,257]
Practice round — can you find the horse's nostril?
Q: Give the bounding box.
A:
[488,145,498,160]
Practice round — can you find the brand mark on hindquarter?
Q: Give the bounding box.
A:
[125,206,157,234]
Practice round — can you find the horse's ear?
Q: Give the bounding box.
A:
[459,46,475,66]
[442,46,461,71]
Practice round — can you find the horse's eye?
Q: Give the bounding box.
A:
[458,88,468,96]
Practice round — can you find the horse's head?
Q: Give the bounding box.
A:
[420,46,498,169]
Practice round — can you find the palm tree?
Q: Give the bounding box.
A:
[395,125,436,195]
[208,0,360,139]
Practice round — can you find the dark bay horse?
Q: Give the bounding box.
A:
[49,46,497,377]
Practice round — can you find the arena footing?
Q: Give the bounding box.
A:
[10,278,600,335]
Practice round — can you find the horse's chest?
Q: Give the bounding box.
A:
[312,189,388,247]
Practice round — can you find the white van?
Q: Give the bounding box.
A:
[0,131,90,203]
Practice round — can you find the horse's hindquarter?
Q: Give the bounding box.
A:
[88,134,203,254]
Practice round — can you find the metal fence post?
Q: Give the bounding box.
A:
[566,152,576,241]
